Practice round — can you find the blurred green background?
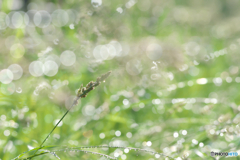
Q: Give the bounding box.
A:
[1,0,240,159]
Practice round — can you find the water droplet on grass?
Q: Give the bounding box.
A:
[16,87,22,93]
[91,0,102,7]
[53,39,59,45]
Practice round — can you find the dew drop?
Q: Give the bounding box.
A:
[91,0,102,7]
[33,90,39,96]
[16,87,22,93]
[53,39,59,45]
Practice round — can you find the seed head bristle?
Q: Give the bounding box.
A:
[77,71,111,99]
[98,71,112,82]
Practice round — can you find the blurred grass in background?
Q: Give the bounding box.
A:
[1,0,240,159]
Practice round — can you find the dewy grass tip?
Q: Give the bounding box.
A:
[32,71,112,157]
[75,71,111,102]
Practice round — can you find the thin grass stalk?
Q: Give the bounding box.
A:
[31,71,111,158]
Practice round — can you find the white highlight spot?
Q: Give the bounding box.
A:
[213,77,222,86]
[51,9,69,27]
[146,141,152,146]
[69,24,74,29]
[121,154,127,159]
[124,148,129,153]
[54,119,63,127]
[91,0,102,7]
[0,12,10,30]
[182,130,187,135]
[115,130,121,137]
[199,142,204,147]
[196,78,208,85]
[192,139,198,145]
[209,129,215,135]
[187,81,194,86]
[155,154,160,158]
[114,152,119,157]
[27,145,34,150]
[226,77,232,83]
[116,7,123,14]
[146,43,162,60]
[126,132,132,138]
[123,99,129,105]
[60,50,76,66]
[43,61,58,77]
[10,11,24,28]
[4,130,10,136]
[109,41,122,56]
[29,61,44,77]
[8,64,23,80]
[0,69,13,84]
[139,103,145,108]
[34,10,51,28]
[99,133,105,139]
[173,132,179,138]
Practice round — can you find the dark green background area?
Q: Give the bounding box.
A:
[0,0,240,159]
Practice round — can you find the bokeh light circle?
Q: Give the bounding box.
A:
[126,59,142,76]
[121,43,130,56]
[109,41,122,56]
[25,10,37,27]
[146,43,162,60]
[8,64,23,80]
[10,43,25,58]
[8,11,24,29]
[66,10,77,24]
[54,119,63,127]
[34,10,51,28]
[0,69,13,84]
[29,61,44,77]
[0,12,10,30]
[1,82,15,95]
[91,0,102,7]
[51,9,69,27]
[43,61,58,77]
[104,44,116,59]
[83,105,95,116]
[184,41,200,56]
[93,44,117,60]
[7,0,23,10]
[99,45,110,60]
[46,54,61,66]
[60,50,76,66]
[93,45,104,60]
